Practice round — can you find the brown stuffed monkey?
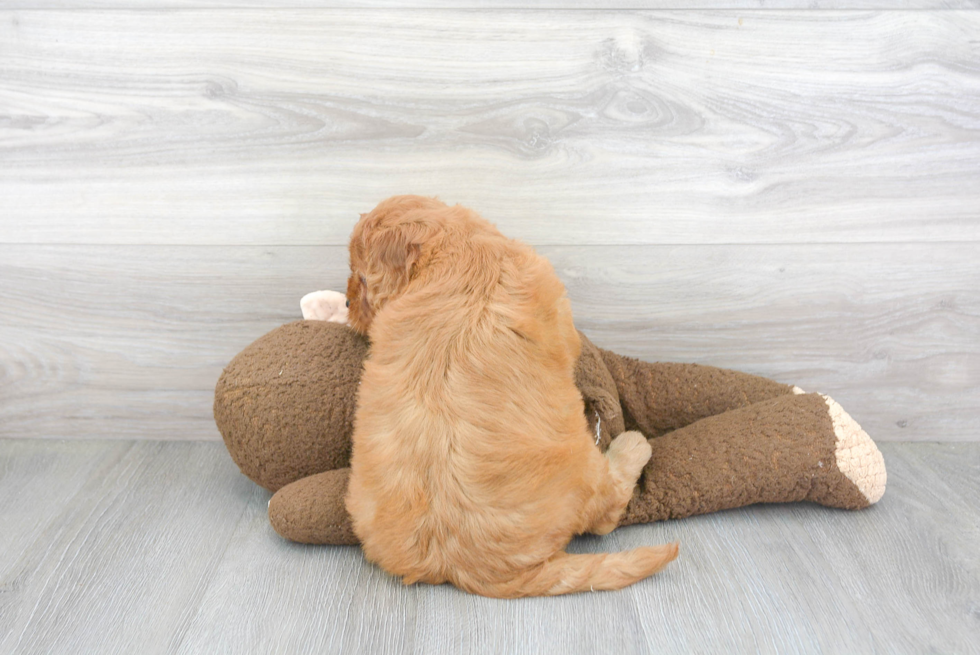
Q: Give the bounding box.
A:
[214,291,886,545]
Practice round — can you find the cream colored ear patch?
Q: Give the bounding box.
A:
[822,395,886,504]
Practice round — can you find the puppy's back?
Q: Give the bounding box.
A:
[345,198,677,596]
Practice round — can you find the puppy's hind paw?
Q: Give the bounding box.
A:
[606,430,652,484]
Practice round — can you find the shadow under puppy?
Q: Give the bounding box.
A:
[344,195,678,598]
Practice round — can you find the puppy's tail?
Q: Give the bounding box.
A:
[468,543,679,598]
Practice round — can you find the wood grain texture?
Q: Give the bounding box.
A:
[1,440,978,653]
[1,243,976,442]
[0,440,261,654]
[1,10,978,245]
[5,1,979,9]
[1,4,976,651]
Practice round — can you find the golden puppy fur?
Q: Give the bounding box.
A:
[344,196,678,598]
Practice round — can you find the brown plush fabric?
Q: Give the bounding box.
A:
[269,469,359,545]
[215,321,883,546]
[620,392,870,526]
[575,331,625,452]
[255,329,637,546]
[265,393,872,545]
[214,320,368,492]
[599,348,796,438]
[215,324,627,493]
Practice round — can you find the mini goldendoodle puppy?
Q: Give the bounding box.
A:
[344,195,678,598]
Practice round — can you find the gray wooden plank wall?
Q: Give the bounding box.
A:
[1,6,978,442]
[6,1,980,8]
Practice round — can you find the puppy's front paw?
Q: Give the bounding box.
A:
[605,430,652,484]
[301,290,349,324]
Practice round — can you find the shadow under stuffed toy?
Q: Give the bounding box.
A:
[214,290,886,545]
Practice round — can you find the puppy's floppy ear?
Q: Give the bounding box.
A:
[372,226,422,279]
[366,222,431,284]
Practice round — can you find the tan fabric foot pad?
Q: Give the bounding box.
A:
[823,394,886,504]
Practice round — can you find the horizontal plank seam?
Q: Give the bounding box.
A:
[3,6,980,11]
[2,241,978,248]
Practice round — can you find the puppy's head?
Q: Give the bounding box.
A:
[346,195,450,334]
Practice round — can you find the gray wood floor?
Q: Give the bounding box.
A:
[0,439,978,654]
